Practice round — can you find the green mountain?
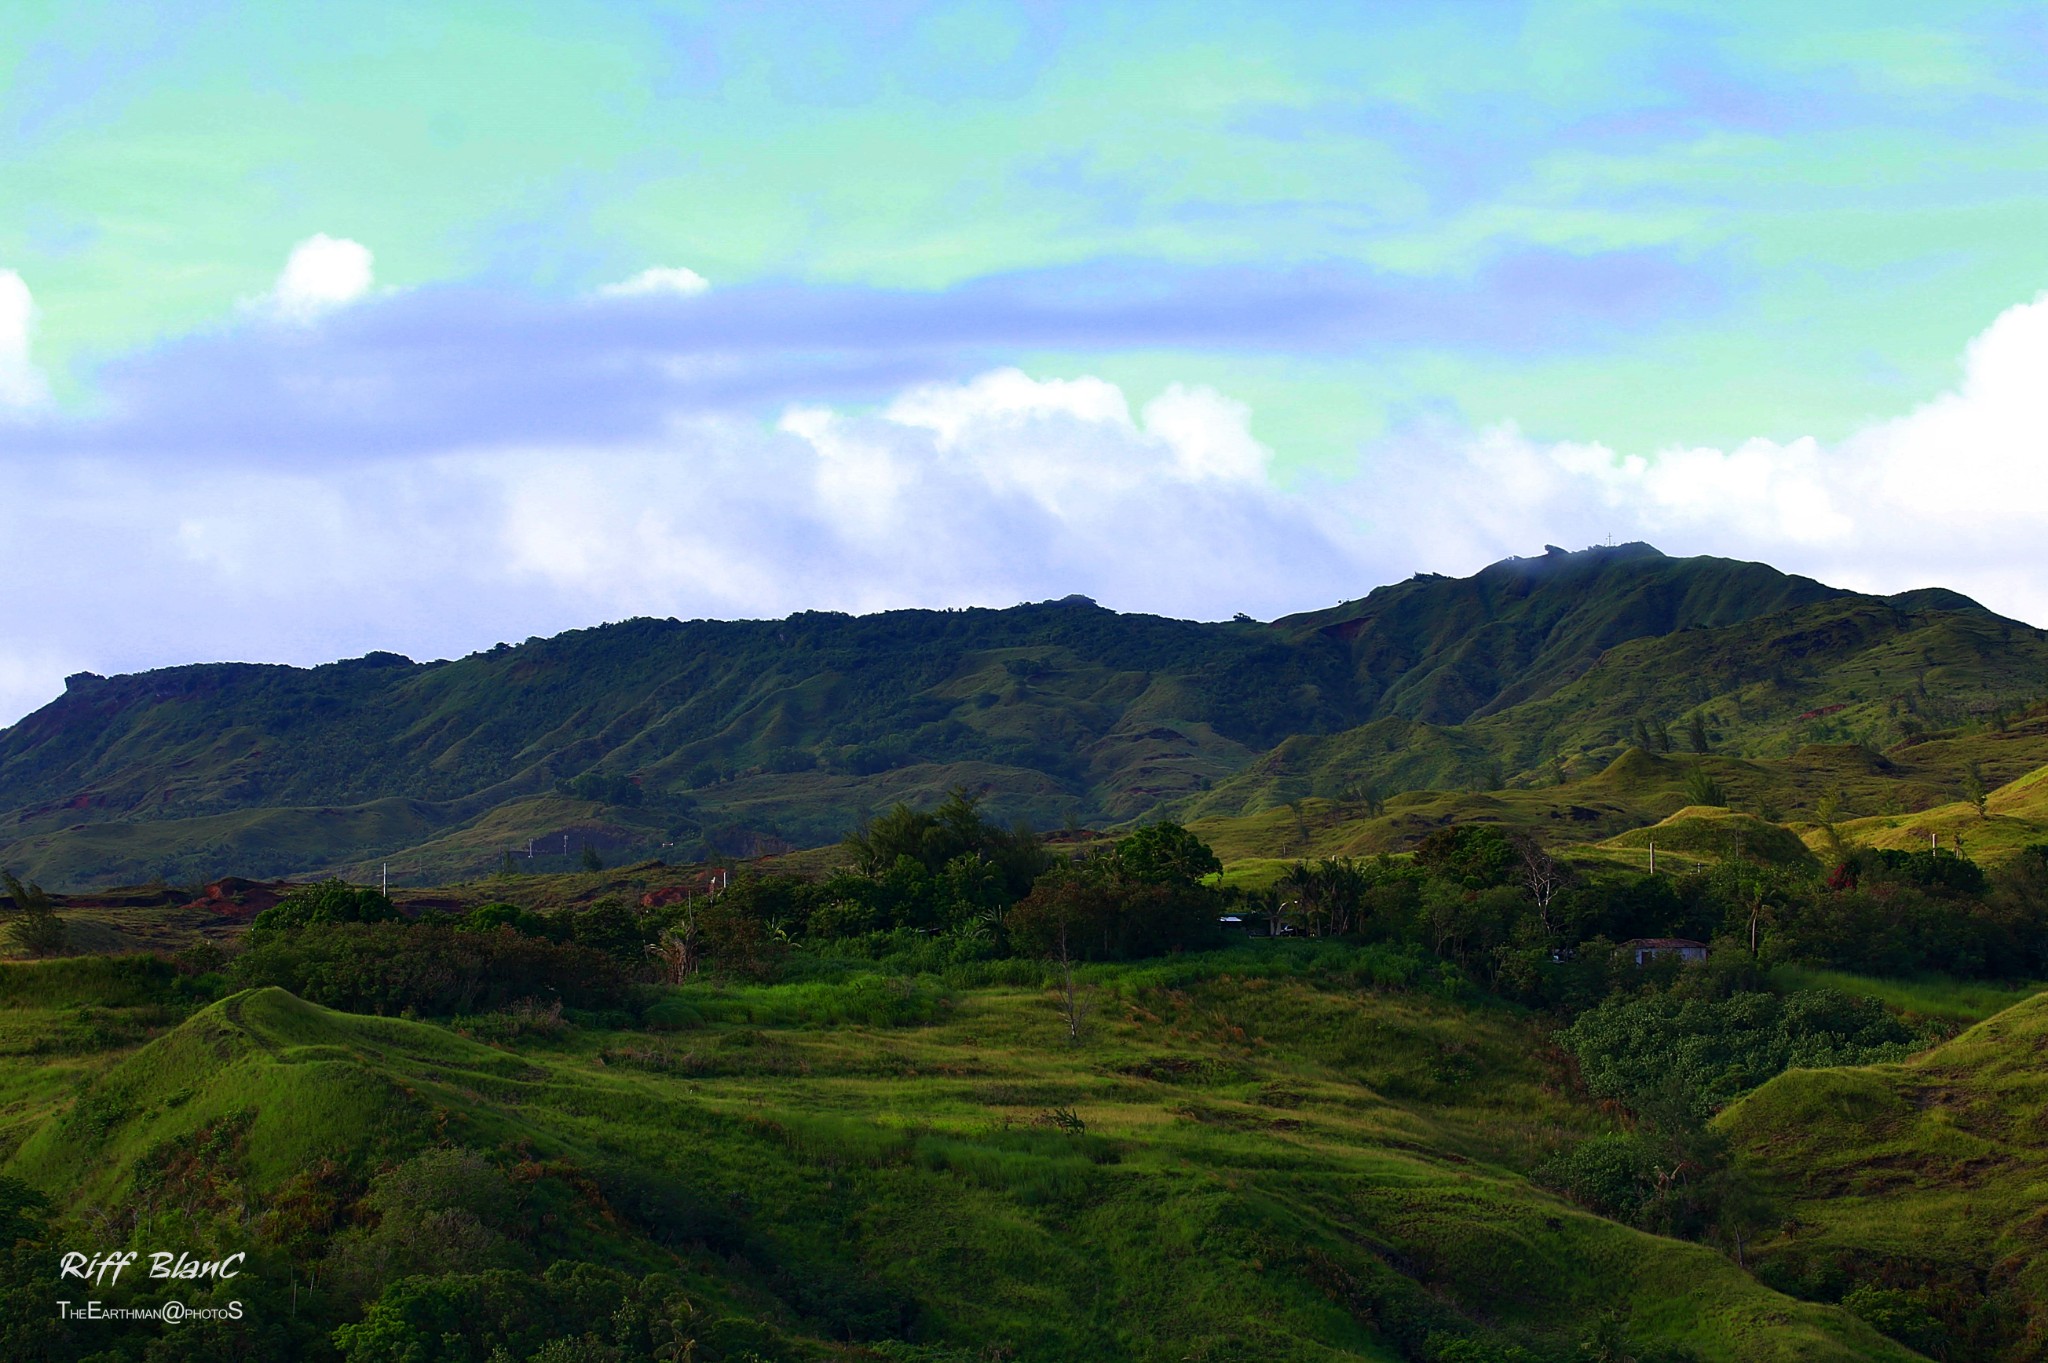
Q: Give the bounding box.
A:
[3,543,2043,888]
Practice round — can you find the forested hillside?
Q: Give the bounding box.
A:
[2,544,2042,888]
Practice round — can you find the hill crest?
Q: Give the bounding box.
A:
[3,544,2043,887]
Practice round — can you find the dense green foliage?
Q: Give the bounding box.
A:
[248,879,406,940]
[0,959,1926,1362]
[1559,989,1918,1122]
[6,543,2047,887]
[233,922,630,1015]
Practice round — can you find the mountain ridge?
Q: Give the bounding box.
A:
[3,544,2043,888]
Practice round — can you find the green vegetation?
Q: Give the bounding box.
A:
[0,870,67,956]
[5,545,2048,1356]
[0,959,1920,1362]
[1721,991,2048,1360]
[5,543,2048,889]
[0,785,2038,1354]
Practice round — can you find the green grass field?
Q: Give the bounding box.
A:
[0,949,1928,1361]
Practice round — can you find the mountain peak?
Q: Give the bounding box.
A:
[1477,541,1666,578]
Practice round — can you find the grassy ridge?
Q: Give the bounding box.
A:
[0,961,1922,1361]
[1721,990,2048,1359]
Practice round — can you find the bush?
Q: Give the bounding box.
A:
[336,1265,683,1362]
[1535,1131,1661,1220]
[458,902,554,938]
[1559,987,1918,1122]
[0,955,190,1008]
[1857,848,1988,897]
[0,871,66,958]
[232,921,630,1016]
[1414,826,1517,890]
[250,880,404,941]
[1007,864,1224,961]
[1777,875,2048,978]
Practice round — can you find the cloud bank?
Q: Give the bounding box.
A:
[0,270,2043,727]
[1351,291,2048,623]
[24,249,1710,464]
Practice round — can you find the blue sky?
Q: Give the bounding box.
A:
[2,1,2048,722]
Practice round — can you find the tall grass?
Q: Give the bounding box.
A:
[643,972,953,1030]
[1768,964,2047,1022]
[0,955,188,1008]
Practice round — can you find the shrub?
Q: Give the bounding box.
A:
[1414,826,1518,890]
[232,921,629,1016]
[250,879,403,941]
[1537,1131,1660,1221]
[1558,988,1917,1122]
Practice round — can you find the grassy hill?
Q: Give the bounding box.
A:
[0,959,1923,1361]
[1721,989,2048,1360]
[3,543,2045,889]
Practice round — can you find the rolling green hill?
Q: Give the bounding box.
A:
[1721,989,2048,1360]
[3,543,2044,888]
[0,963,1923,1361]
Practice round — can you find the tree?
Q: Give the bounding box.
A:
[1814,787,1846,862]
[1344,778,1386,818]
[248,878,402,941]
[1962,761,1989,819]
[580,844,604,873]
[1712,862,1802,960]
[647,908,700,984]
[1414,825,1517,889]
[842,787,1049,899]
[1683,765,1726,808]
[1688,711,1710,755]
[1276,858,1369,937]
[1277,861,1316,937]
[1109,822,1220,888]
[1050,909,1091,1045]
[1511,835,1568,938]
[0,871,65,957]
[1007,867,1098,1042]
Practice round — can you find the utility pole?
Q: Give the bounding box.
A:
[1648,838,1655,875]
[381,863,388,895]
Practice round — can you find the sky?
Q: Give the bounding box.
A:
[4,1,2048,724]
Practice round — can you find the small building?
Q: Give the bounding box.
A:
[1623,937,1708,965]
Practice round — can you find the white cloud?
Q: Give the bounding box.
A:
[262,234,375,322]
[877,368,1271,518]
[1143,383,1271,482]
[0,269,49,408]
[597,266,710,299]
[1342,290,2048,624]
[490,369,1336,621]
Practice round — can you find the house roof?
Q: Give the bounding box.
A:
[1622,937,1708,949]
